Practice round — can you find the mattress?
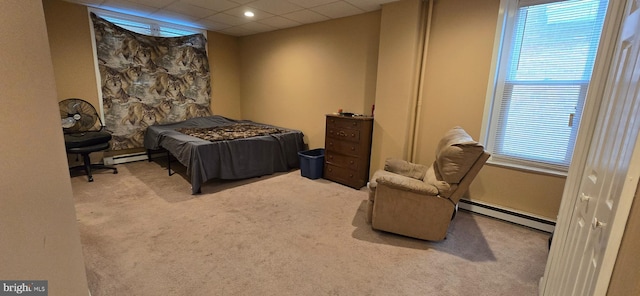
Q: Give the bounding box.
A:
[144,116,305,194]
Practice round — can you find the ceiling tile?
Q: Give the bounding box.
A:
[63,0,400,36]
[282,9,329,24]
[100,0,158,16]
[258,16,301,29]
[230,0,257,4]
[247,0,304,15]
[205,12,252,27]
[223,6,274,21]
[287,0,337,9]
[149,10,198,23]
[125,0,174,8]
[345,0,383,12]
[182,0,239,12]
[164,2,217,19]
[236,21,276,33]
[196,18,233,31]
[220,26,256,36]
[311,1,363,19]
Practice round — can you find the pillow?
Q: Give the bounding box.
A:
[435,127,484,184]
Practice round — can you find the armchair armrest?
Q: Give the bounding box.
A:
[383,158,429,180]
[376,174,440,196]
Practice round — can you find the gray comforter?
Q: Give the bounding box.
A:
[143,116,305,194]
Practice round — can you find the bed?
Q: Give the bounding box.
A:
[143,116,305,194]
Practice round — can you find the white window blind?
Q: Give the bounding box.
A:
[486,0,608,173]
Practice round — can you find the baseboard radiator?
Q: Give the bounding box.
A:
[103,151,164,165]
[458,199,555,233]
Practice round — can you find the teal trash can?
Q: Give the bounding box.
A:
[298,148,324,179]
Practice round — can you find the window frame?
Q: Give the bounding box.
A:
[480,0,608,176]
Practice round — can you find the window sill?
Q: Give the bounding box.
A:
[485,158,569,178]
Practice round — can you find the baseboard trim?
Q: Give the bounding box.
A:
[458,199,555,233]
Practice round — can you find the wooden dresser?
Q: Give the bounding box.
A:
[324,114,374,189]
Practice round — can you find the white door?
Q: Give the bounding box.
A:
[542,1,640,295]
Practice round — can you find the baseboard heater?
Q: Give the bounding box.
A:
[103,151,164,165]
[458,199,555,233]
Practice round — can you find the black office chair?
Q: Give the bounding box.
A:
[60,98,118,182]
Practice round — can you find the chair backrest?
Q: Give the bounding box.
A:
[432,127,489,203]
[446,151,490,204]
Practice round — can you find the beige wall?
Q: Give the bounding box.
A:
[239,12,381,149]
[44,0,100,108]
[607,183,640,296]
[0,1,88,295]
[209,32,242,119]
[413,0,565,219]
[44,0,125,163]
[370,0,425,177]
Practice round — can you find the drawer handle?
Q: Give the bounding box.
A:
[351,147,355,151]
[338,131,346,137]
[351,133,355,137]
[329,142,333,146]
[328,168,333,172]
[352,122,357,126]
[349,160,354,164]
[349,174,354,178]
[329,155,334,159]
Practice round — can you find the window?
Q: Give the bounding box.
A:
[482,0,609,174]
[91,8,205,37]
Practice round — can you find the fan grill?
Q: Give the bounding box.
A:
[59,98,101,133]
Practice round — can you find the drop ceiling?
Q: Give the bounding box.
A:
[63,0,399,36]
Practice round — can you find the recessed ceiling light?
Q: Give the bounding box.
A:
[244,11,255,17]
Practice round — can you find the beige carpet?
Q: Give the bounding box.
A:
[70,160,549,296]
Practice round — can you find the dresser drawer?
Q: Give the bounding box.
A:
[324,164,363,188]
[326,116,362,129]
[326,127,361,143]
[325,139,361,156]
[325,150,359,170]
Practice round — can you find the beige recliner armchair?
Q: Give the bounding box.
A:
[367,127,490,241]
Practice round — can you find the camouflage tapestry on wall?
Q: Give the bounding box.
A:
[91,13,212,150]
